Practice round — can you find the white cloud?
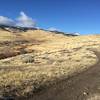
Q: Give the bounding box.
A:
[0,12,36,27]
[48,27,59,31]
[16,12,36,27]
[66,32,80,36]
[0,16,15,26]
[73,32,80,35]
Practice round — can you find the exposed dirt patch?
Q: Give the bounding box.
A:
[0,39,44,60]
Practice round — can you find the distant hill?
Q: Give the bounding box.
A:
[0,24,38,33]
[0,24,80,36]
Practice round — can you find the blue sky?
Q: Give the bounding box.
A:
[0,0,100,34]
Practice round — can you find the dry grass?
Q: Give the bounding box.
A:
[0,29,100,99]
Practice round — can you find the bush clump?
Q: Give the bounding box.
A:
[21,55,34,63]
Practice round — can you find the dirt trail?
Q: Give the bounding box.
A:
[31,50,100,100]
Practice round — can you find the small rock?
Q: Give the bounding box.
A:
[83,92,88,95]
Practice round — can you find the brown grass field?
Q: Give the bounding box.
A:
[0,29,100,99]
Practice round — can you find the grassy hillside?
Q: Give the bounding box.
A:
[0,29,100,99]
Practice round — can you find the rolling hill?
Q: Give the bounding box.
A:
[0,26,100,100]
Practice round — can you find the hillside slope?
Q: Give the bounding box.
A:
[0,29,100,99]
